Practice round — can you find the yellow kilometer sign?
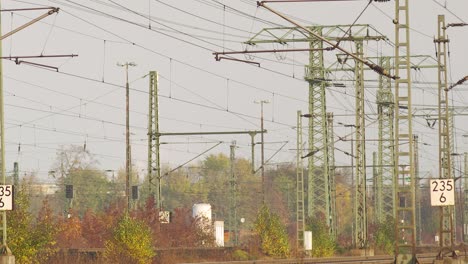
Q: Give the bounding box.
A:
[430,179,455,206]
[0,185,13,211]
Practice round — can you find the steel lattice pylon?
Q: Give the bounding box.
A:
[435,14,455,250]
[376,57,395,224]
[147,71,162,208]
[353,41,367,249]
[394,0,417,262]
[305,27,330,225]
[246,24,385,237]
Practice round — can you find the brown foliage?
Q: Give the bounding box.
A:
[56,209,88,248]
[134,197,215,248]
[81,209,110,248]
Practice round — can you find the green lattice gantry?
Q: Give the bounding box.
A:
[245,24,386,243]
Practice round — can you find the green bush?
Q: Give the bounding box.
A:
[254,204,290,258]
[305,217,336,257]
[104,213,155,264]
[232,249,250,261]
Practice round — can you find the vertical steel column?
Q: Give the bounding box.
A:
[464,153,468,243]
[297,111,305,251]
[376,57,395,224]
[327,112,337,239]
[435,14,454,249]
[13,162,19,187]
[394,0,417,261]
[449,110,456,183]
[373,151,378,225]
[0,4,11,253]
[147,71,161,208]
[305,27,330,229]
[354,40,367,249]
[229,141,239,246]
[414,135,421,245]
[448,110,457,242]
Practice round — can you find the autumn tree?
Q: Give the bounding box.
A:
[52,145,113,216]
[305,216,336,257]
[200,153,230,219]
[335,169,353,247]
[7,183,59,263]
[55,209,87,248]
[267,163,295,222]
[104,213,155,264]
[373,217,395,254]
[81,209,110,248]
[254,204,290,258]
[161,166,207,210]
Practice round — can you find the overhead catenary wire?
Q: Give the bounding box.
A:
[2,0,466,180]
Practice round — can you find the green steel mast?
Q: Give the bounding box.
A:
[305,26,330,225]
[464,153,468,243]
[435,14,455,250]
[246,24,385,237]
[327,112,337,239]
[229,141,239,246]
[376,57,395,224]
[394,0,417,262]
[296,111,305,251]
[353,40,367,248]
[147,71,161,208]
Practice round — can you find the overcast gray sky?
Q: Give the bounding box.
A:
[1,0,467,183]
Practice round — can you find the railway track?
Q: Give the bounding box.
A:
[179,253,440,264]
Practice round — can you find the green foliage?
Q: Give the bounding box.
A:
[162,168,207,210]
[374,217,395,254]
[253,204,290,258]
[34,199,60,261]
[7,184,36,263]
[232,249,250,261]
[53,145,113,216]
[104,213,155,264]
[7,184,59,263]
[306,217,336,257]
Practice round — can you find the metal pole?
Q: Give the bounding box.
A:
[229,141,238,246]
[0,4,5,249]
[118,62,136,212]
[261,103,265,202]
[354,40,367,249]
[394,0,416,261]
[13,162,18,187]
[0,2,12,256]
[126,65,130,212]
[435,14,454,250]
[414,135,421,246]
[351,136,355,247]
[148,71,161,208]
[296,111,305,251]
[255,100,269,202]
[464,153,468,242]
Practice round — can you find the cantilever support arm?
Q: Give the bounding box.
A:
[447,75,468,91]
[256,1,397,79]
[1,8,59,40]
